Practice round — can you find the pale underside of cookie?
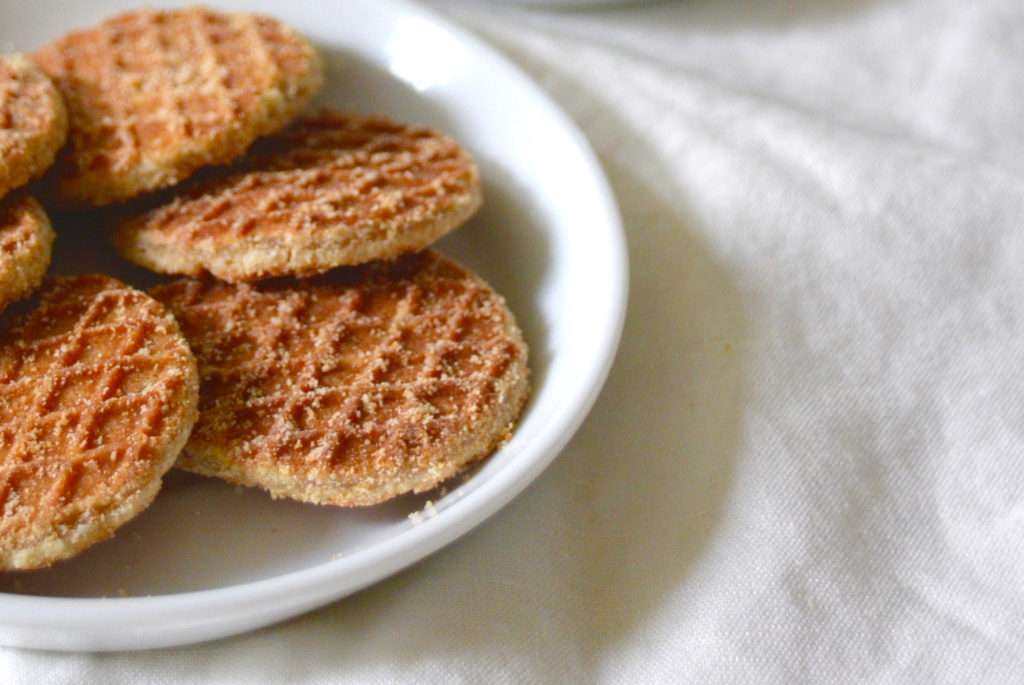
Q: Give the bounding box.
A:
[116,111,482,282]
[151,250,529,507]
[33,7,323,206]
[0,195,54,314]
[0,275,199,570]
[0,54,68,200]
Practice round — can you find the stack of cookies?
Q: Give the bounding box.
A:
[0,7,530,571]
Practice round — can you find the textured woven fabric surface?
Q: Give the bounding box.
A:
[5,0,1024,681]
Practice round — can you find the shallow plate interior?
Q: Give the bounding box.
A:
[0,0,626,650]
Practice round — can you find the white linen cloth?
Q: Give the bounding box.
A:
[6,0,1024,681]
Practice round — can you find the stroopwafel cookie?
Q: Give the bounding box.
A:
[151,250,529,506]
[33,7,323,206]
[0,275,199,570]
[0,54,68,200]
[0,196,54,314]
[116,110,482,282]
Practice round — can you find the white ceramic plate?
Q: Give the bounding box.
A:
[0,0,626,651]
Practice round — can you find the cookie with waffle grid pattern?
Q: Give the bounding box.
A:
[33,6,322,206]
[0,274,199,570]
[0,196,54,314]
[0,54,68,201]
[151,250,529,506]
[116,110,482,282]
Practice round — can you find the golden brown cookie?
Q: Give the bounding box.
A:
[0,196,54,314]
[33,7,323,206]
[116,111,482,282]
[0,275,199,570]
[0,54,68,200]
[151,250,529,506]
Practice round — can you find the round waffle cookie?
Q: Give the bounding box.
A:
[33,7,323,206]
[116,110,482,282]
[0,196,55,314]
[0,275,199,570]
[0,54,68,200]
[151,250,529,507]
